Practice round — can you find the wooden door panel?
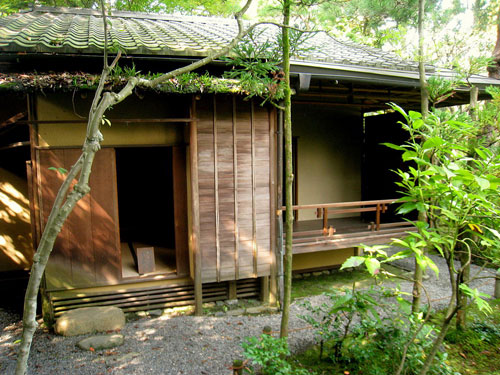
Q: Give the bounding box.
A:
[173,146,189,276]
[38,148,120,290]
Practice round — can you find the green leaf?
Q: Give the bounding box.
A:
[475,176,490,190]
[397,202,417,214]
[341,256,366,270]
[48,167,68,174]
[412,118,424,129]
[402,150,418,162]
[364,258,381,276]
[474,147,488,160]
[381,142,406,151]
[422,137,444,150]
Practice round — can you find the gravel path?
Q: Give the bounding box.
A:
[0,253,496,375]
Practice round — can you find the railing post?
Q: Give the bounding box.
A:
[322,208,328,235]
[376,203,381,231]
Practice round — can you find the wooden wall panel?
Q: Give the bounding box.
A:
[196,95,273,283]
[90,149,121,284]
[196,97,217,275]
[38,148,121,290]
[173,146,189,276]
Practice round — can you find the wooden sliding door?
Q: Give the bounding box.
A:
[38,148,121,290]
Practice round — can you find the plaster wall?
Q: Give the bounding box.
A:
[292,104,363,220]
[36,92,188,147]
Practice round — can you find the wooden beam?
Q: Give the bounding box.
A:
[251,100,258,278]
[268,106,277,305]
[0,111,27,129]
[213,96,221,283]
[282,198,397,211]
[18,118,196,124]
[189,96,203,316]
[232,96,240,280]
[0,141,30,150]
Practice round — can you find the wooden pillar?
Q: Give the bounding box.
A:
[260,276,270,303]
[228,280,237,300]
[190,96,203,315]
[322,208,328,234]
[269,107,278,305]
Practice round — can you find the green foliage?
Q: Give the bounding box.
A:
[343,315,456,375]
[443,301,500,374]
[299,285,456,375]
[0,0,240,16]
[299,286,384,361]
[241,334,309,375]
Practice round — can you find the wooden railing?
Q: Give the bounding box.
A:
[280,199,416,254]
[282,198,397,234]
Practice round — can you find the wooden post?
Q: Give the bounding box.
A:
[375,203,381,231]
[276,107,284,307]
[269,106,278,305]
[228,280,237,300]
[213,96,221,283]
[261,276,270,303]
[190,97,203,315]
[322,208,328,234]
[251,100,258,277]
[232,96,240,280]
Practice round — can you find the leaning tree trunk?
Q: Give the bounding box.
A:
[280,0,293,339]
[15,1,255,373]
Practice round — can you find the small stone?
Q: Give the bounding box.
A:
[203,302,216,308]
[322,270,331,275]
[267,306,279,312]
[215,311,226,317]
[215,300,225,307]
[302,273,311,278]
[226,308,245,316]
[55,307,125,337]
[312,271,323,277]
[292,273,303,279]
[225,299,238,306]
[77,334,124,351]
[246,306,267,315]
[148,309,163,317]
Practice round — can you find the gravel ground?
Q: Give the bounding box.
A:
[0,252,496,375]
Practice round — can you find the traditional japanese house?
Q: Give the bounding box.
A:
[0,6,497,319]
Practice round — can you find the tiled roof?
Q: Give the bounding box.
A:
[0,7,422,72]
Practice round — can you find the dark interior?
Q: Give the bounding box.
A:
[116,146,175,248]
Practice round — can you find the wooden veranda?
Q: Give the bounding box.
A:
[282,199,416,254]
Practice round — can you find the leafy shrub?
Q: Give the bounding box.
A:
[241,334,310,375]
[300,286,458,375]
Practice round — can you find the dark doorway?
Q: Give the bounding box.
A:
[115,147,176,277]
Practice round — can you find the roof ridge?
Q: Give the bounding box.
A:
[31,6,236,23]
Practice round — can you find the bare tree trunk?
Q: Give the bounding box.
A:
[413,0,427,314]
[418,0,429,118]
[280,0,293,339]
[15,1,255,373]
[456,248,470,330]
[488,6,500,79]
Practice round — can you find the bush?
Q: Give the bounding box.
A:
[241,334,310,375]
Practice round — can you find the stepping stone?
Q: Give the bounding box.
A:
[55,306,125,336]
[77,334,124,351]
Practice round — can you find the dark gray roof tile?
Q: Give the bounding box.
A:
[0,6,426,72]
